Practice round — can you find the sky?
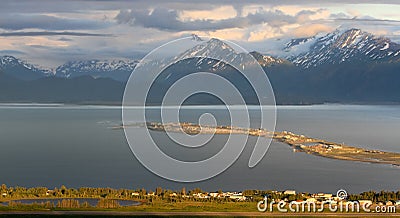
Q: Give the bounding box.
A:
[1,0,400,68]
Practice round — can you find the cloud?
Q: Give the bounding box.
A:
[115,8,297,31]
[188,28,247,41]
[292,24,334,37]
[1,0,399,14]
[347,9,361,17]
[248,24,283,42]
[330,12,351,19]
[58,37,73,41]
[179,6,237,21]
[0,14,110,30]
[0,31,113,37]
[295,10,318,23]
[0,50,26,55]
[332,17,400,24]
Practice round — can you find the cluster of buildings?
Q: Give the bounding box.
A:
[148,122,272,136]
[299,143,343,153]
[185,191,247,201]
[203,192,247,201]
[130,191,247,201]
[128,188,400,207]
[279,131,316,143]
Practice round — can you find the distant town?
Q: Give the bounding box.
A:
[118,122,400,167]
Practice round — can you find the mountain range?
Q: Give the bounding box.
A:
[1,28,399,105]
[287,28,400,68]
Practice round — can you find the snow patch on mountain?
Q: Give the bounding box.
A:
[56,59,138,81]
[286,28,400,68]
[249,51,289,67]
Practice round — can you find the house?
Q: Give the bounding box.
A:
[313,193,333,200]
[395,200,400,206]
[193,193,209,199]
[147,192,155,196]
[225,192,234,196]
[209,192,219,198]
[1,193,7,197]
[284,190,296,195]
[46,189,53,196]
[169,192,178,197]
[331,145,342,149]
[385,201,393,206]
[229,193,246,201]
[131,192,140,196]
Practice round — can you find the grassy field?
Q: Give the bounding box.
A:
[0,201,256,212]
[1,199,398,217]
[130,201,257,212]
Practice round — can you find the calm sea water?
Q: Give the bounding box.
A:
[0,104,399,194]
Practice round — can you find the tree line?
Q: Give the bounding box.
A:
[1,184,398,203]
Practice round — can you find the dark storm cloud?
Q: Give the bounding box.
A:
[115,8,297,31]
[0,0,220,13]
[0,31,113,37]
[1,0,399,13]
[0,14,109,30]
[330,12,350,19]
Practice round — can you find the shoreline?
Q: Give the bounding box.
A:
[126,122,400,167]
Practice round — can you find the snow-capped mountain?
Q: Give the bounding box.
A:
[56,59,138,82]
[0,55,52,80]
[174,38,239,61]
[170,38,277,72]
[284,37,315,51]
[249,51,290,67]
[1,28,400,104]
[143,38,271,105]
[173,38,290,69]
[0,55,138,82]
[287,28,400,68]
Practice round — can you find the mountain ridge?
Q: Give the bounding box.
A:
[56,59,138,82]
[0,55,53,81]
[286,28,400,68]
[2,28,399,81]
[1,28,400,105]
